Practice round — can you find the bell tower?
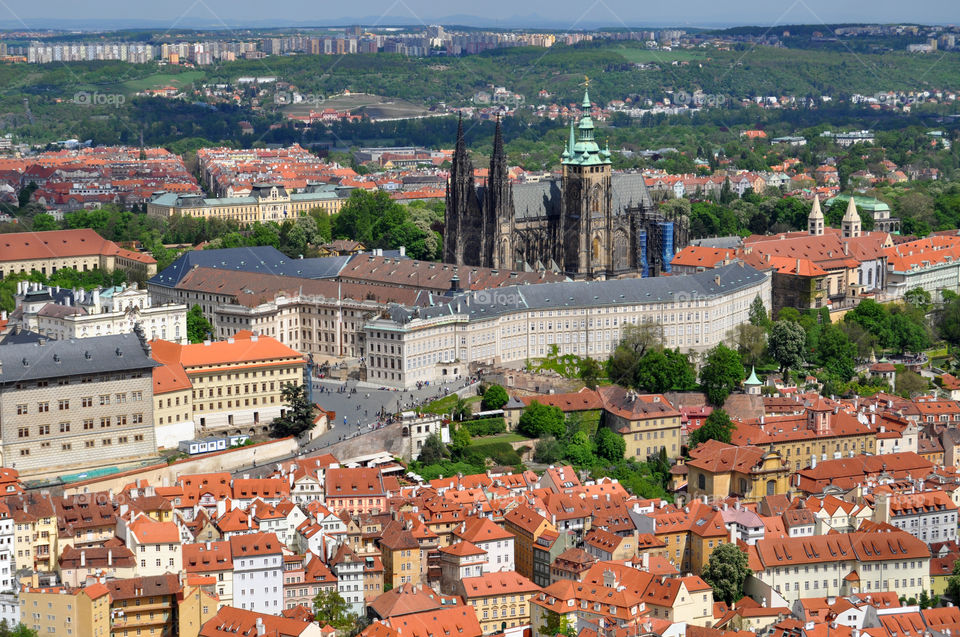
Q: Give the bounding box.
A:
[561,78,612,279]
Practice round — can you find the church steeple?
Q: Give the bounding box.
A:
[486,116,514,269]
[808,195,824,236]
[562,78,609,167]
[444,112,481,266]
[842,196,862,238]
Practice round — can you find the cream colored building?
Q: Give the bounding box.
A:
[19,584,111,637]
[18,282,187,344]
[365,263,771,389]
[0,334,158,479]
[146,183,347,224]
[746,531,931,606]
[0,228,156,280]
[150,331,306,436]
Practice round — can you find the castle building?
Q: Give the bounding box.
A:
[443,88,687,279]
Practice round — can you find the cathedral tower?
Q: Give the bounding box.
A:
[486,116,514,269]
[560,82,613,278]
[443,114,483,266]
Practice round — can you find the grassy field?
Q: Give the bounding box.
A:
[121,71,205,93]
[282,92,430,119]
[468,433,530,445]
[422,394,482,415]
[613,46,705,63]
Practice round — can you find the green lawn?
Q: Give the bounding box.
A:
[422,394,481,415]
[121,71,205,93]
[468,433,530,445]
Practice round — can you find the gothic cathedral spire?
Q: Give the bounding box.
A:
[485,115,514,269]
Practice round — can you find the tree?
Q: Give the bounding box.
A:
[634,348,696,393]
[699,344,744,406]
[702,543,751,606]
[452,396,472,421]
[817,324,857,381]
[312,589,355,630]
[731,323,767,369]
[418,432,448,464]
[947,558,960,604]
[564,430,596,466]
[595,427,626,462]
[540,609,576,637]
[449,425,471,459]
[749,295,771,329]
[186,304,212,344]
[768,320,806,382]
[517,401,566,438]
[905,287,932,312]
[481,385,509,411]
[940,297,960,345]
[896,370,929,398]
[578,357,603,389]
[270,383,316,438]
[689,408,735,448]
[533,436,563,464]
[607,323,664,386]
[30,213,58,231]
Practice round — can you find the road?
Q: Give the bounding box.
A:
[233,377,478,477]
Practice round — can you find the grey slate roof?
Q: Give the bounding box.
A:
[383,262,767,325]
[0,333,158,384]
[499,174,652,222]
[147,247,353,289]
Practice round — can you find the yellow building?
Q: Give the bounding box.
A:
[0,228,157,279]
[178,581,220,637]
[150,330,306,437]
[104,574,182,637]
[732,402,877,473]
[503,504,555,583]
[378,522,422,588]
[457,571,540,635]
[641,575,715,627]
[19,583,111,637]
[146,183,346,225]
[8,494,57,572]
[598,387,682,460]
[686,439,791,503]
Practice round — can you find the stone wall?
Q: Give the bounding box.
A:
[62,436,298,496]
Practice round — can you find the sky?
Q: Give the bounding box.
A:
[0,0,956,30]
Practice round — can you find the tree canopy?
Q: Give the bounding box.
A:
[699,344,744,406]
[689,408,735,448]
[702,543,751,606]
[270,383,316,438]
[481,385,509,411]
[517,401,565,438]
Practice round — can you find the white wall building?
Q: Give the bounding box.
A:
[230,532,284,614]
[365,264,772,389]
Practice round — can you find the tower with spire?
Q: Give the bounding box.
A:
[808,195,824,236]
[561,79,614,277]
[441,84,663,278]
[841,196,862,238]
[443,114,484,266]
[485,116,515,269]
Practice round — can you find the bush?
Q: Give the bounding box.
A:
[533,436,563,463]
[481,385,509,411]
[464,417,507,436]
[465,441,522,466]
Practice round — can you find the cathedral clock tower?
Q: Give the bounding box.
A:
[560,80,613,279]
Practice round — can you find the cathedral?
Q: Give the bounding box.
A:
[443,88,688,279]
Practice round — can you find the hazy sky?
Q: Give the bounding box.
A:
[0,0,956,29]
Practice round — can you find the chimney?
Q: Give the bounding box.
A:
[256,617,266,637]
[796,258,800,273]
[108,550,113,566]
